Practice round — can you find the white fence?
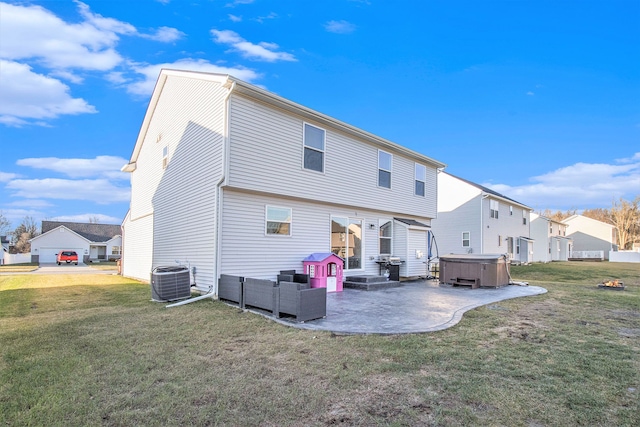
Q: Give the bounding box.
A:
[609,251,640,263]
[1,252,32,265]
[569,251,604,260]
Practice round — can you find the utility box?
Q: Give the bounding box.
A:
[151,266,191,301]
[303,253,344,292]
[439,254,510,288]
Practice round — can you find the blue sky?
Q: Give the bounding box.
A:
[0,0,638,230]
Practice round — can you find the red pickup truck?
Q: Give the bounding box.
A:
[57,251,79,265]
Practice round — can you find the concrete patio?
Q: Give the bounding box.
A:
[271,279,547,335]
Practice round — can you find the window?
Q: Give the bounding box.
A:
[516,239,520,255]
[303,123,325,172]
[462,232,470,247]
[162,146,168,169]
[510,206,513,216]
[415,164,426,196]
[112,246,121,255]
[378,150,392,188]
[379,220,392,254]
[498,235,502,247]
[490,200,499,219]
[331,217,363,270]
[522,210,527,225]
[266,206,292,236]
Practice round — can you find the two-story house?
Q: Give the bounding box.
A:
[530,213,572,262]
[121,70,446,292]
[430,172,533,263]
[564,214,617,260]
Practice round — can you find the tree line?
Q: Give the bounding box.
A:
[538,196,640,250]
[0,215,39,254]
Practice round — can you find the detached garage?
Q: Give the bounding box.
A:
[30,221,122,264]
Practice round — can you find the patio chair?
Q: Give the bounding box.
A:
[276,281,326,322]
[242,278,278,313]
[218,274,243,306]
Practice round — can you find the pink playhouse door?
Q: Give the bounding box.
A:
[326,262,338,292]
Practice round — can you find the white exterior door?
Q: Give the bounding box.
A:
[326,276,337,292]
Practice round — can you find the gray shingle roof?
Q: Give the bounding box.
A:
[42,221,121,243]
[444,172,531,209]
[394,218,431,228]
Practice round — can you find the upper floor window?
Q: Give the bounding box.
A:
[378,150,392,188]
[162,146,168,169]
[510,206,513,216]
[462,232,470,247]
[490,200,499,219]
[415,164,426,196]
[522,210,527,225]
[379,220,392,254]
[266,206,292,236]
[303,123,325,172]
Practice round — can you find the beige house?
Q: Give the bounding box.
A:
[564,215,616,260]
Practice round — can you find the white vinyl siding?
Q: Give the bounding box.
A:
[135,75,228,292]
[122,213,153,281]
[227,95,438,218]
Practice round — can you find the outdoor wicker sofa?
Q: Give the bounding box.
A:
[218,274,243,305]
[276,281,326,322]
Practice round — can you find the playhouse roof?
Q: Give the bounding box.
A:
[303,252,343,262]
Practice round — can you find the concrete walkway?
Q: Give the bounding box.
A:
[271,280,547,335]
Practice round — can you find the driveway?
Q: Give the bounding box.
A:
[23,263,117,275]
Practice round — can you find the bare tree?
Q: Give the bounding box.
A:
[88,216,101,224]
[609,197,640,250]
[11,216,39,254]
[582,207,611,224]
[0,211,11,236]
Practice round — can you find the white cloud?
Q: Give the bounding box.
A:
[126,59,261,96]
[7,178,130,204]
[228,14,242,22]
[7,200,53,209]
[0,60,97,126]
[254,12,278,23]
[0,172,19,182]
[142,26,185,43]
[211,29,296,62]
[526,91,535,96]
[325,20,356,34]
[16,156,129,180]
[482,156,640,210]
[0,2,125,71]
[226,0,255,6]
[51,213,121,224]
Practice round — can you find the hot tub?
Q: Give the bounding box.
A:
[438,254,510,288]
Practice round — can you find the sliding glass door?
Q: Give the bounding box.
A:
[330,216,363,270]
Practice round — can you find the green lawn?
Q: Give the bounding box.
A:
[0,263,39,273]
[1,262,638,426]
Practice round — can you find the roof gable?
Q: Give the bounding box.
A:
[444,172,531,210]
[41,221,121,243]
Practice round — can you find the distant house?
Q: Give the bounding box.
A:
[564,215,617,260]
[530,213,572,262]
[121,69,446,291]
[1,235,9,253]
[30,221,122,264]
[430,172,533,263]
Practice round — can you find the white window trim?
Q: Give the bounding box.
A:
[302,122,325,173]
[378,150,392,189]
[414,163,426,197]
[330,215,365,272]
[162,145,168,169]
[379,219,393,255]
[490,199,499,219]
[265,205,292,237]
[462,231,470,247]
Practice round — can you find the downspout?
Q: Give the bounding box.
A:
[167,79,236,307]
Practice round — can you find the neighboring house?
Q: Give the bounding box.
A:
[564,214,617,260]
[1,235,9,252]
[430,172,533,263]
[121,69,446,291]
[30,221,122,264]
[530,213,572,262]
